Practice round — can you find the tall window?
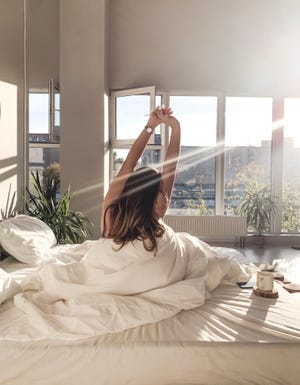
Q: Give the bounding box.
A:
[110,87,160,179]
[167,96,218,215]
[282,98,300,232]
[224,97,273,216]
[28,81,60,192]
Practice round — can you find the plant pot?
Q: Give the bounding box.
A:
[253,234,265,247]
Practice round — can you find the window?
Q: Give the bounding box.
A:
[28,80,60,192]
[282,98,300,232]
[110,87,161,180]
[224,97,273,217]
[110,93,218,216]
[29,93,49,142]
[168,96,218,215]
[28,90,60,144]
[116,95,151,140]
[111,86,156,144]
[111,88,300,235]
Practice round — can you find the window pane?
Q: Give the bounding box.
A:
[113,149,129,177]
[168,96,218,215]
[224,97,273,222]
[54,92,60,128]
[282,98,300,232]
[112,149,161,178]
[116,95,150,140]
[28,147,60,193]
[154,95,162,142]
[55,93,60,109]
[29,147,60,172]
[29,92,61,143]
[29,93,49,137]
[155,95,162,107]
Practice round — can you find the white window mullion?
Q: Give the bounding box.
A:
[109,86,158,182]
[160,91,169,166]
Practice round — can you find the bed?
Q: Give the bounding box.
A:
[0,216,300,385]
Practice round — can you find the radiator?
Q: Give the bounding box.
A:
[164,215,247,246]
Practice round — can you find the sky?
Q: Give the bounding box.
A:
[29,93,60,134]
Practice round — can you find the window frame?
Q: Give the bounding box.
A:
[110,86,156,147]
[109,86,162,180]
[109,87,300,234]
[27,83,60,193]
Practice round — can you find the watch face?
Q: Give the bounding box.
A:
[146,126,153,133]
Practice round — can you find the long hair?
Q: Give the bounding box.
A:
[103,167,165,253]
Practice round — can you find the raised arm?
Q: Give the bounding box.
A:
[101,107,163,230]
[154,109,181,218]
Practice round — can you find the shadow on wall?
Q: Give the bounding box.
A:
[0,157,18,183]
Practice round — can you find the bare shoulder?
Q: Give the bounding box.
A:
[153,190,169,219]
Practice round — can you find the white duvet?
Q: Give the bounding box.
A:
[1,226,250,338]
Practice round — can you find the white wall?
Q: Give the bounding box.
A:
[0,0,59,218]
[27,0,59,90]
[2,0,300,234]
[60,0,108,237]
[0,81,18,217]
[0,0,25,217]
[109,0,300,96]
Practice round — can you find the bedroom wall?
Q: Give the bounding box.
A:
[60,0,109,238]
[0,0,25,218]
[27,0,59,90]
[0,0,59,219]
[109,0,300,97]
[2,0,300,236]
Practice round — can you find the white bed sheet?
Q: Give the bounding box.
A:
[0,254,300,385]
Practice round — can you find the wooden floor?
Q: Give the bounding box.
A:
[240,244,300,264]
[233,244,300,284]
[208,238,300,284]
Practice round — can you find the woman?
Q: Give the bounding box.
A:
[101,106,181,254]
[14,109,248,337]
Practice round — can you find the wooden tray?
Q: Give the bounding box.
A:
[283,283,300,293]
[272,272,284,281]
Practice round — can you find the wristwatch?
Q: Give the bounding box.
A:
[145,126,154,134]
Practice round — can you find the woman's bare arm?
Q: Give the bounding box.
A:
[101,107,163,231]
[154,110,181,218]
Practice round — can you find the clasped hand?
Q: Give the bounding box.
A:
[146,106,179,129]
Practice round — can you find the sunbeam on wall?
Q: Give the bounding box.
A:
[0,81,18,217]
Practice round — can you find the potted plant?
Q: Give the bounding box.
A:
[0,184,17,221]
[237,186,277,246]
[25,167,93,244]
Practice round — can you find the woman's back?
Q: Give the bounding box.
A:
[101,106,181,253]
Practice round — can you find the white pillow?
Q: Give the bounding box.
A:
[0,268,21,304]
[0,215,57,265]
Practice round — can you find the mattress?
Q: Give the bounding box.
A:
[0,252,300,385]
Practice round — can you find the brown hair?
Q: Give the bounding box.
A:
[103,167,165,253]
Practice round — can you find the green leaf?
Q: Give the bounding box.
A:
[24,170,93,244]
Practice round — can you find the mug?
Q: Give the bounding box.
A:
[257,271,274,291]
